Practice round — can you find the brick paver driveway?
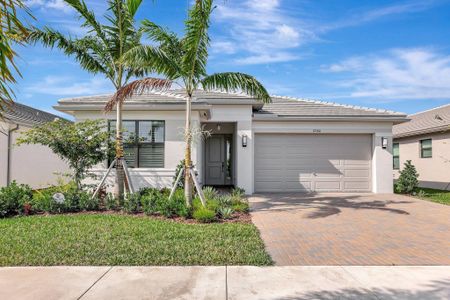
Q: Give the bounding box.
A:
[249,193,450,266]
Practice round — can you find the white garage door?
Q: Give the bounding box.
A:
[254,134,372,192]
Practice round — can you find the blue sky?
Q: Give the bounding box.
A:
[15,0,450,116]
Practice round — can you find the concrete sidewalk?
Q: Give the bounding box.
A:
[0,266,449,300]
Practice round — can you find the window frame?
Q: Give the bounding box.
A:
[108,120,165,168]
[393,142,400,170]
[419,138,432,158]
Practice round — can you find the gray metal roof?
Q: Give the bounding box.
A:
[393,103,450,138]
[56,89,407,121]
[2,102,67,126]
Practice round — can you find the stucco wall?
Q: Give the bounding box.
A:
[0,121,71,189]
[72,109,396,194]
[393,131,450,190]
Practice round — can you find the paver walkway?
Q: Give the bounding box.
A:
[0,266,449,299]
[249,193,450,266]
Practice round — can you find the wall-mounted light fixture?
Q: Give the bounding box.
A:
[242,134,248,147]
[381,137,388,149]
[216,124,221,131]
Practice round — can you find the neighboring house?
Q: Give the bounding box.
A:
[0,102,71,188]
[54,90,407,194]
[393,104,450,191]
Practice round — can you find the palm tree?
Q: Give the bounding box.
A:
[0,0,30,114]
[28,0,170,198]
[106,0,271,205]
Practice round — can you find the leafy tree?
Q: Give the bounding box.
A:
[17,119,112,189]
[107,0,271,205]
[0,0,31,113]
[28,0,170,198]
[396,160,419,194]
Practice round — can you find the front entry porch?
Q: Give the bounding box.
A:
[202,123,236,187]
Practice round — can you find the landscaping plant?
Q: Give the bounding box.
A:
[17,119,112,190]
[396,160,419,194]
[0,181,33,217]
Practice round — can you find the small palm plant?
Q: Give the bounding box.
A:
[28,0,171,198]
[107,0,271,205]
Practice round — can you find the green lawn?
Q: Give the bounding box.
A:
[415,188,450,205]
[0,214,273,266]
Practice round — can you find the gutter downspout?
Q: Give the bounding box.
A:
[7,124,19,186]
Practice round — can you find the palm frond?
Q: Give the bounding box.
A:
[122,45,181,79]
[105,77,172,112]
[182,0,213,81]
[126,0,143,17]
[28,27,108,75]
[63,0,109,44]
[201,72,272,103]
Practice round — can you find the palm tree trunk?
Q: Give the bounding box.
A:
[114,102,125,199]
[184,94,193,206]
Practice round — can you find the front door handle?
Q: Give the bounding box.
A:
[221,162,224,172]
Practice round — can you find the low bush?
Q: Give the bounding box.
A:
[218,206,234,219]
[0,181,33,217]
[157,189,190,218]
[104,193,119,210]
[232,201,249,213]
[396,160,419,194]
[122,193,141,214]
[193,207,216,223]
[202,186,218,200]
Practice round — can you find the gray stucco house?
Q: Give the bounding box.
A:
[55,90,407,194]
[393,103,450,190]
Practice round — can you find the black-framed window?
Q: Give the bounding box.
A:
[109,120,165,168]
[420,139,432,158]
[393,143,400,169]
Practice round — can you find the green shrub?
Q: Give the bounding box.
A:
[0,181,33,217]
[157,189,190,218]
[78,192,99,211]
[122,193,141,214]
[417,189,426,198]
[231,187,245,198]
[193,207,216,223]
[202,186,218,200]
[396,160,419,194]
[32,190,58,213]
[218,206,234,219]
[232,201,249,213]
[105,193,119,210]
[139,187,160,197]
[217,195,232,207]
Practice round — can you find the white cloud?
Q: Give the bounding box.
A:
[214,0,312,65]
[26,76,113,96]
[322,48,450,100]
[212,0,444,65]
[211,41,237,55]
[25,0,72,13]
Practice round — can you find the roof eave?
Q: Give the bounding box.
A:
[394,125,450,139]
[253,114,408,123]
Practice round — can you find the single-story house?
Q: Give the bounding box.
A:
[54,90,407,194]
[0,102,70,188]
[393,103,450,191]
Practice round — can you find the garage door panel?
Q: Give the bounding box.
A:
[255,134,371,192]
[344,169,370,178]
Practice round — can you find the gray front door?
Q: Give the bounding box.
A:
[205,135,226,185]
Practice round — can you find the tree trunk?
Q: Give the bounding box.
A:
[114,103,125,199]
[184,95,192,206]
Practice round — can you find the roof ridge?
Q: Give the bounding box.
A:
[270,94,406,115]
[408,103,450,117]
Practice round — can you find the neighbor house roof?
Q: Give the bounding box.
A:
[55,89,407,122]
[393,103,450,138]
[2,102,66,127]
